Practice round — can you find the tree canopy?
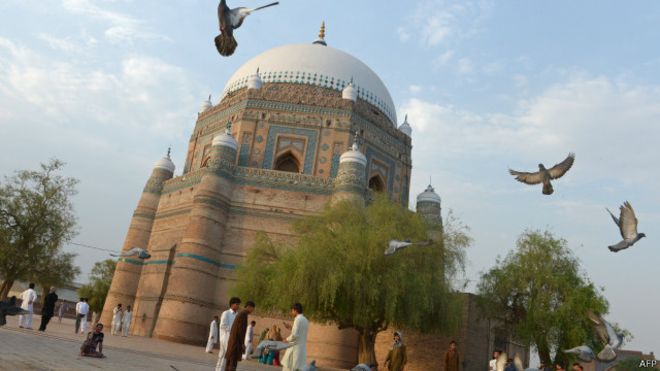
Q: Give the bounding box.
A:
[0,159,78,299]
[31,251,80,300]
[78,259,116,323]
[476,230,609,365]
[233,195,470,364]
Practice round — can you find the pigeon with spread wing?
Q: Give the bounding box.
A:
[509,153,575,195]
[215,0,279,56]
[384,239,432,256]
[110,247,151,260]
[0,296,27,326]
[606,201,646,252]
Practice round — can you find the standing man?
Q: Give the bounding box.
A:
[57,300,69,323]
[111,303,123,335]
[38,287,58,331]
[444,340,460,371]
[225,301,256,371]
[206,315,220,353]
[122,305,132,337]
[384,331,407,371]
[215,297,241,371]
[242,320,256,360]
[281,303,309,371]
[18,282,37,329]
[489,350,501,371]
[74,297,84,333]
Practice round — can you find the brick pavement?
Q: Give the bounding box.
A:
[0,314,342,371]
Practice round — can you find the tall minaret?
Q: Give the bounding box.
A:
[101,150,175,326]
[152,125,237,344]
[416,183,443,238]
[331,133,367,206]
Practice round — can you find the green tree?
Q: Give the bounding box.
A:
[78,259,116,324]
[233,195,469,365]
[31,252,81,300]
[0,159,78,299]
[476,230,609,365]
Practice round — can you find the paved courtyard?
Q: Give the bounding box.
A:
[0,314,337,371]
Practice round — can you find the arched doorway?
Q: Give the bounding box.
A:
[368,175,385,192]
[274,152,301,173]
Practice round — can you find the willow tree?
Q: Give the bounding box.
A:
[79,259,116,324]
[233,195,469,365]
[477,230,609,365]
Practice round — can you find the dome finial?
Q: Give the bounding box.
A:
[405,114,408,123]
[352,131,360,151]
[313,21,327,46]
[225,121,232,135]
[167,146,172,159]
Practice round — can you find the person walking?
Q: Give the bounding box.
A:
[38,287,58,331]
[122,305,132,337]
[490,350,502,371]
[281,303,309,371]
[206,316,220,353]
[224,301,256,371]
[242,320,256,360]
[57,300,69,323]
[111,303,123,335]
[76,298,90,334]
[18,283,38,329]
[444,340,460,371]
[384,331,407,371]
[215,297,241,371]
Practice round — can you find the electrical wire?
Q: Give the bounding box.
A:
[67,242,119,254]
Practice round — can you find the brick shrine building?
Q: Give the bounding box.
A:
[101,26,525,370]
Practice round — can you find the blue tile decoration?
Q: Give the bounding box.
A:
[319,156,327,164]
[175,253,236,270]
[262,125,319,174]
[330,154,341,177]
[321,143,329,151]
[256,135,263,143]
[238,144,250,166]
[319,169,324,174]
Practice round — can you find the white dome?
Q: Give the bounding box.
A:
[342,82,357,101]
[222,43,397,125]
[199,98,212,114]
[416,184,441,204]
[339,142,367,166]
[154,156,175,173]
[212,131,238,150]
[399,114,412,137]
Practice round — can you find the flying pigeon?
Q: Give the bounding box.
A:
[350,364,374,371]
[215,0,279,56]
[385,239,432,256]
[302,360,318,371]
[0,296,27,326]
[253,340,293,354]
[509,153,575,195]
[606,201,646,252]
[110,247,151,259]
[563,345,596,362]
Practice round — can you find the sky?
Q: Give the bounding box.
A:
[1,0,658,356]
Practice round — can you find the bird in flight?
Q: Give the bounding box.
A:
[110,247,151,260]
[0,296,27,326]
[215,0,280,56]
[384,239,432,256]
[606,201,646,252]
[509,153,575,195]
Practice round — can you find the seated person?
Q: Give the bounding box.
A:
[80,323,105,358]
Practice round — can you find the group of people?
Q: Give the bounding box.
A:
[208,297,310,371]
[17,283,60,332]
[489,350,586,371]
[110,303,133,336]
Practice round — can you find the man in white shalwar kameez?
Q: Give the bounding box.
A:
[215,297,241,371]
[111,304,123,335]
[281,303,309,371]
[122,305,132,337]
[18,283,38,329]
[206,316,219,353]
[242,320,255,360]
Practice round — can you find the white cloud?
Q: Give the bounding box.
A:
[400,0,493,48]
[60,0,169,44]
[408,84,423,94]
[433,50,455,67]
[402,75,660,186]
[457,57,474,74]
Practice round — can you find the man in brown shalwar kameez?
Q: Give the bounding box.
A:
[444,340,460,371]
[224,301,256,371]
